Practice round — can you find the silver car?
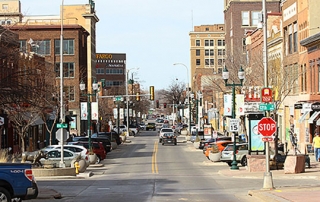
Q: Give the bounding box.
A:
[220,143,248,166]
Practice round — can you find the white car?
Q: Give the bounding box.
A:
[41,145,89,167]
[40,148,78,167]
[159,128,175,143]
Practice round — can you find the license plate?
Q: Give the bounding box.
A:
[168,141,171,143]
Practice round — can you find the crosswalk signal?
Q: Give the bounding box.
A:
[156,100,159,108]
[164,103,167,108]
[150,86,154,100]
[136,92,140,101]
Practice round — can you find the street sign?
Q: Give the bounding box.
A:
[262,137,274,142]
[259,103,275,111]
[57,123,68,129]
[261,88,273,103]
[114,96,122,102]
[258,117,277,136]
[229,119,239,132]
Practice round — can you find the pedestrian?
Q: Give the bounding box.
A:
[312,133,320,162]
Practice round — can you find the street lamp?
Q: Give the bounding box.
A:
[126,68,139,136]
[222,66,245,170]
[80,79,99,151]
[173,63,191,133]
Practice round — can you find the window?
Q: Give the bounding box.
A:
[19,40,27,52]
[96,68,105,74]
[205,40,209,46]
[105,81,123,86]
[218,40,225,46]
[251,11,260,26]
[55,63,75,78]
[218,59,225,66]
[218,68,223,74]
[218,49,225,56]
[318,60,320,92]
[210,40,214,46]
[293,22,298,53]
[196,59,200,66]
[288,25,292,54]
[196,49,200,56]
[55,39,74,55]
[64,86,75,101]
[205,49,214,56]
[2,4,8,9]
[205,59,214,66]
[106,68,123,74]
[210,49,214,56]
[31,40,51,55]
[242,11,249,26]
[6,20,11,25]
[301,64,306,92]
[196,40,200,46]
[242,38,247,53]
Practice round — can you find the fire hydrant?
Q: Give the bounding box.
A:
[74,161,80,174]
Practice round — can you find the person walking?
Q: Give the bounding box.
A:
[312,133,320,162]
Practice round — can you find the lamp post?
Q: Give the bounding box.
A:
[126,68,139,136]
[80,80,99,151]
[222,66,245,170]
[173,63,191,133]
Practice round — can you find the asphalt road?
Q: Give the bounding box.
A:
[31,130,320,202]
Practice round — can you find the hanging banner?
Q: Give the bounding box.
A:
[113,108,117,119]
[120,108,124,119]
[80,102,87,120]
[224,94,232,116]
[91,102,98,120]
[236,94,245,116]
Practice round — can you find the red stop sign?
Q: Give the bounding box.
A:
[258,117,276,136]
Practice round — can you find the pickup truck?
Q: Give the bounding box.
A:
[0,163,38,201]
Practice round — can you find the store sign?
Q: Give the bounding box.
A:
[311,102,320,111]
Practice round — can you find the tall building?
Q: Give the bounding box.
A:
[189,24,226,106]
[223,0,280,74]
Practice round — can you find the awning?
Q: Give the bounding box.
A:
[298,111,309,123]
[308,111,320,123]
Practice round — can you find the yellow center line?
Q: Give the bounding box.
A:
[152,141,158,174]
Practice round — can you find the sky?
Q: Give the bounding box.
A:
[20,0,224,91]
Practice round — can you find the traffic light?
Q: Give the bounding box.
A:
[150,86,154,100]
[136,92,140,101]
[164,103,167,108]
[156,100,159,108]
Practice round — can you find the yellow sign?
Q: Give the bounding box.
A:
[96,54,113,60]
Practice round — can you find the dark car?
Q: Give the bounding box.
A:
[73,136,112,153]
[146,122,156,131]
[92,131,121,145]
[162,132,177,145]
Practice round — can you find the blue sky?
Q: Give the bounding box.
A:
[20,0,224,90]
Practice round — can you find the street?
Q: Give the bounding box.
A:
[31,130,320,202]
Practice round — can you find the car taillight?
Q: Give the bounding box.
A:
[236,150,239,154]
[25,169,33,181]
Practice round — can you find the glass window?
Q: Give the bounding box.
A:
[96,68,105,74]
[64,86,75,101]
[293,22,298,53]
[19,40,27,52]
[196,40,200,46]
[218,49,225,56]
[218,59,225,66]
[210,40,214,46]
[205,50,209,56]
[205,59,214,66]
[242,11,249,26]
[205,40,209,46]
[196,59,200,66]
[218,40,225,46]
[2,4,8,9]
[251,11,259,26]
[31,40,51,55]
[55,39,74,55]
[196,49,200,56]
[55,63,75,78]
[106,68,123,74]
[288,25,292,54]
[210,49,214,56]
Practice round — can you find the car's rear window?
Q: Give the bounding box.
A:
[161,129,173,132]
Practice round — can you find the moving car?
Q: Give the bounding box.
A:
[159,128,175,143]
[146,122,156,131]
[220,143,248,166]
[162,132,177,145]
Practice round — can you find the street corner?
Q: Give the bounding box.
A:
[37,188,62,200]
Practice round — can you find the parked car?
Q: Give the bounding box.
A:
[146,122,156,131]
[159,128,175,143]
[92,131,121,145]
[199,136,232,150]
[129,124,139,136]
[113,125,127,134]
[68,141,106,163]
[162,132,177,145]
[220,143,248,166]
[72,136,112,153]
[40,148,78,167]
[139,122,146,130]
[41,144,89,166]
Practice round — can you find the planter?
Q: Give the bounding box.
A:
[186,135,191,141]
[193,142,200,149]
[88,154,97,164]
[209,152,221,162]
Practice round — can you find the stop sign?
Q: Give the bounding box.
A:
[258,117,276,136]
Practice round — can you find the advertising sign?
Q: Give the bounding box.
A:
[224,94,232,116]
[250,119,265,151]
[80,102,87,120]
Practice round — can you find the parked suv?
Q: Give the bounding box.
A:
[220,143,248,166]
[69,141,106,163]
